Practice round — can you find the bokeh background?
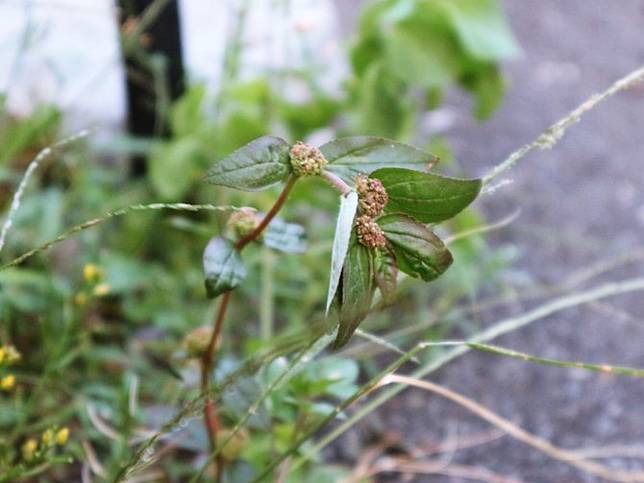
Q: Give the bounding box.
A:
[1,1,644,481]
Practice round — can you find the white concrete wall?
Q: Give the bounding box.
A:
[0,0,344,132]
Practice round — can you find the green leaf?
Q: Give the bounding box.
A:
[203,237,247,298]
[377,214,453,281]
[206,136,291,191]
[170,84,207,137]
[353,62,414,140]
[326,191,359,315]
[334,235,375,349]
[384,25,459,88]
[279,95,341,140]
[438,0,520,61]
[149,138,203,200]
[321,136,437,184]
[263,218,306,254]
[372,167,481,223]
[374,248,398,304]
[461,64,507,120]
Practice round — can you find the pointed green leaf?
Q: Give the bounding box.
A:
[203,237,247,298]
[334,235,375,349]
[326,191,359,315]
[377,214,453,281]
[321,137,437,184]
[263,218,307,254]
[206,136,291,191]
[372,167,481,223]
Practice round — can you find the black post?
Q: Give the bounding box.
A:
[118,0,185,176]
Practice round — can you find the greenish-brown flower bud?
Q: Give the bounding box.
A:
[227,208,261,240]
[356,174,388,217]
[183,326,215,357]
[289,142,327,176]
[355,215,387,249]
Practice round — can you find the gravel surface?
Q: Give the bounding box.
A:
[333,1,644,481]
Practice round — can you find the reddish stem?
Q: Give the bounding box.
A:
[199,175,298,479]
[201,291,231,443]
[235,175,298,250]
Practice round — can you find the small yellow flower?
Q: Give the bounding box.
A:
[1,374,15,391]
[6,345,20,364]
[74,291,88,306]
[83,263,102,283]
[93,283,111,297]
[22,438,38,461]
[42,428,54,446]
[0,345,20,366]
[55,427,70,445]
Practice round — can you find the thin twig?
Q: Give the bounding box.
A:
[0,128,91,253]
[291,277,644,473]
[444,210,520,245]
[483,65,644,185]
[380,374,644,482]
[1,203,235,270]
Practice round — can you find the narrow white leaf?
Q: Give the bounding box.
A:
[326,191,359,315]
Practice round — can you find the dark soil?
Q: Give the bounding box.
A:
[333,1,644,481]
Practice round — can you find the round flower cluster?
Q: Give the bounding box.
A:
[355,215,387,249]
[356,174,388,217]
[227,207,261,239]
[354,174,389,249]
[289,142,328,176]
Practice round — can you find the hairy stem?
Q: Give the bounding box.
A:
[321,170,351,195]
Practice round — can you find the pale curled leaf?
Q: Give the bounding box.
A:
[206,136,291,191]
[325,191,359,315]
[203,237,247,298]
[321,136,437,184]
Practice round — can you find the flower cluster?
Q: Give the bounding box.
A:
[356,174,388,217]
[75,263,111,306]
[227,207,261,240]
[355,215,387,249]
[354,174,389,249]
[0,344,20,392]
[289,141,328,176]
[21,427,69,462]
